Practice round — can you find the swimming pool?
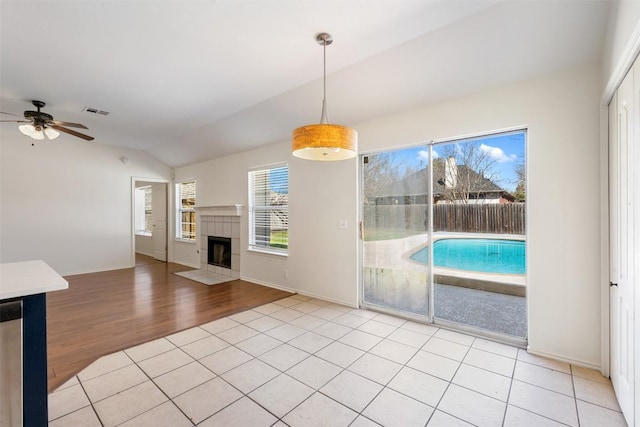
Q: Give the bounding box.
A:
[410,238,526,275]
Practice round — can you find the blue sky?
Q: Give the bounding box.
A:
[269,166,289,194]
[389,131,525,192]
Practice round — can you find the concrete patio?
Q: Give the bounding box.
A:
[363,233,527,339]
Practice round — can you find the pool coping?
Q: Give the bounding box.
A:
[395,232,527,297]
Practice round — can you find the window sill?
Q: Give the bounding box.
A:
[135,232,152,237]
[247,247,288,258]
[175,238,197,244]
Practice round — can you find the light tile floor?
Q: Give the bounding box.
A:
[48,294,628,426]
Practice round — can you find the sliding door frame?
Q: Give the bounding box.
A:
[359,127,529,348]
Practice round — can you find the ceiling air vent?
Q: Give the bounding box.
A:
[82,107,110,116]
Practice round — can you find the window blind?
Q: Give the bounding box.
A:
[248,165,288,254]
[177,180,196,240]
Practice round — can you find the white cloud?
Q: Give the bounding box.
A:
[480,144,517,163]
[417,149,439,162]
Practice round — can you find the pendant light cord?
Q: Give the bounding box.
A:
[323,38,327,105]
[320,35,329,124]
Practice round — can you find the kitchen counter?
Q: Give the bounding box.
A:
[0,260,68,300]
[0,260,68,427]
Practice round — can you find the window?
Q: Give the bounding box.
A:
[134,186,152,235]
[248,165,288,254]
[176,180,196,240]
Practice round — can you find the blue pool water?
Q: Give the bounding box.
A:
[410,238,526,275]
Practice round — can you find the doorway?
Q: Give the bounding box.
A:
[132,178,169,266]
[361,130,527,343]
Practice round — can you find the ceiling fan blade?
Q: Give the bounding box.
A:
[0,119,31,123]
[51,125,95,141]
[50,120,89,129]
[0,111,25,117]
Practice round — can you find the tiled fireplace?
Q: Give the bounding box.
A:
[197,205,242,279]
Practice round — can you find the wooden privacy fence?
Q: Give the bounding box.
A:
[364,203,525,234]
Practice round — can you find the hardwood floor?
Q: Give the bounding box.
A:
[46,255,293,392]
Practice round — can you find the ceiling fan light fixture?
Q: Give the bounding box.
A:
[19,124,36,136]
[44,127,60,140]
[31,128,45,140]
[3,100,95,142]
[291,32,357,161]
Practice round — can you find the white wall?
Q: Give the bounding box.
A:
[173,63,603,366]
[600,0,640,381]
[135,235,153,257]
[603,0,640,88]
[357,64,602,367]
[172,139,360,305]
[173,142,350,305]
[0,62,599,366]
[0,129,171,275]
[287,156,360,305]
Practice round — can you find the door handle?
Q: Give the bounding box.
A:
[610,282,618,287]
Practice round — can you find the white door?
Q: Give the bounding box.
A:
[610,61,635,426]
[152,183,167,261]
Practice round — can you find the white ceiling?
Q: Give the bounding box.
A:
[0,1,610,167]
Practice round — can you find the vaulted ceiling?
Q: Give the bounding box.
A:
[0,1,610,167]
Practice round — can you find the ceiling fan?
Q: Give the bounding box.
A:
[0,100,94,141]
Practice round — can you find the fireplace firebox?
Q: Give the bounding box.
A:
[208,236,232,269]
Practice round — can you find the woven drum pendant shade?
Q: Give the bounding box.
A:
[292,123,357,161]
[291,32,357,161]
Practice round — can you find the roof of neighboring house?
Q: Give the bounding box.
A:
[376,161,510,199]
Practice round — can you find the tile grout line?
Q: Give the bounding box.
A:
[185,305,341,425]
[424,331,458,425]
[194,307,356,426]
[571,364,581,427]
[147,344,205,426]
[425,334,479,426]
[500,349,518,427]
[57,349,139,425]
[226,305,397,425]
[302,318,412,426]
[50,297,623,426]
[55,326,491,426]
[236,307,503,425]
[116,348,188,426]
[507,350,577,426]
[84,378,106,427]
[350,325,444,425]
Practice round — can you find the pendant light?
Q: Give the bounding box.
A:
[292,33,357,161]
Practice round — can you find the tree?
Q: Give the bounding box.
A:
[439,141,502,203]
[513,161,526,202]
[362,152,403,204]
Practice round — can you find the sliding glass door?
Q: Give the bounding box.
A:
[361,131,527,342]
[430,133,527,340]
[361,147,431,319]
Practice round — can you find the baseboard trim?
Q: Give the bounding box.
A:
[239,277,296,294]
[172,261,200,269]
[240,276,357,308]
[527,346,602,373]
[135,251,154,258]
[62,264,133,277]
